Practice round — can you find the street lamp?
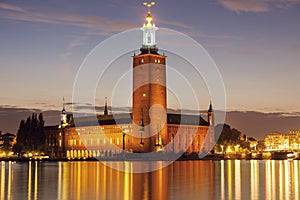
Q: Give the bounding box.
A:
[220,145,224,154]
[172,134,175,152]
[140,125,144,146]
[140,109,144,147]
[234,144,240,153]
[122,132,126,156]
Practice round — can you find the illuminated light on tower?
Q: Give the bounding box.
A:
[141,2,158,48]
[61,97,68,127]
[132,2,168,152]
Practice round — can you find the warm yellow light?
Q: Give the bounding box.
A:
[146,14,153,27]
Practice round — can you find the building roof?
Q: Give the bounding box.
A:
[46,112,209,128]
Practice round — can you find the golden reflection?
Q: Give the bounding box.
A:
[143,173,149,200]
[116,162,120,199]
[76,162,81,198]
[15,160,293,200]
[265,160,272,199]
[102,162,107,199]
[284,160,290,198]
[271,160,276,199]
[123,163,131,200]
[96,162,99,198]
[34,161,38,200]
[220,160,225,200]
[1,161,5,200]
[250,160,259,200]
[227,160,232,200]
[7,161,12,200]
[151,161,168,200]
[28,161,32,200]
[294,160,299,200]
[58,162,62,200]
[234,160,241,200]
[109,163,114,199]
[279,161,283,199]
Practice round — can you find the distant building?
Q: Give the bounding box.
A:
[44,3,214,159]
[289,130,300,150]
[264,130,300,151]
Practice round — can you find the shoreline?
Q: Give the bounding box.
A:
[1,156,299,162]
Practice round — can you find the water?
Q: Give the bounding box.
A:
[1,160,299,200]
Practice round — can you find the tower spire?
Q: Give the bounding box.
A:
[207,99,214,126]
[104,97,108,115]
[141,1,158,48]
[61,97,67,126]
[63,97,65,110]
[208,97,213,112]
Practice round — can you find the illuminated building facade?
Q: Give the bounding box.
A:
[288,130,300,150]
[44,2,214,159]
[132,2,167,153]
[264,130,300,151]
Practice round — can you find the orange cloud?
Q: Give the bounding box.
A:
[219,0,300,13]
[219,0,269,13]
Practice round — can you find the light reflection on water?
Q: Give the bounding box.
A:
[0,160,300,200]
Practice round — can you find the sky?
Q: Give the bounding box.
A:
[0,0,300,138]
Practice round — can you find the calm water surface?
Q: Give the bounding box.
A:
[1,160,299,200]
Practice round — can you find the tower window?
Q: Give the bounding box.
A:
[147,33,151,43]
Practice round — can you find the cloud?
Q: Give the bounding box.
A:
[0,3,140,65]
[158,19,193,29]
[219,0,269,13]
[0,3,137,34]
[274,0,300,9]
[183,30,239,40]
[0,2,25,12]
[219,0,300,13]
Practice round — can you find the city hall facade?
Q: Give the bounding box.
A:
[44,4,215,159]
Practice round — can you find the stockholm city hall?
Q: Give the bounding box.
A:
[44,2,215,159]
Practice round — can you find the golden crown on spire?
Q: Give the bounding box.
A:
[143,2,155,27]
[143,2,155,13]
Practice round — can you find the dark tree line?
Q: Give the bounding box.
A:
[13,113,46,155]
[214,124,265,152]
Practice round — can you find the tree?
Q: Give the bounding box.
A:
[2,134,12,152]
[13,113,46,155]
[214,123,255,152]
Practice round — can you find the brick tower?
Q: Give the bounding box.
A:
[132,2,168,152]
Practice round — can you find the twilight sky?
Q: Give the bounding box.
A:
[0,0,300,137]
